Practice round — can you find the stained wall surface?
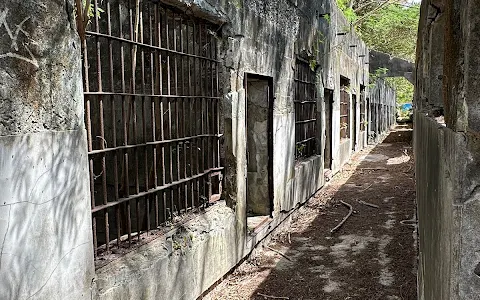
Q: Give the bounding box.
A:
[0,1,94,299]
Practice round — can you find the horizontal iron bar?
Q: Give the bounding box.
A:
[91,167,224,213]
[293,100,317,104]
[85,31,220,62]
[295,56,310,64]
[84,92,221,99]
[296,137,316,144]
[295,118,317,124]
[88,134,223,155]
[294,78,316,85]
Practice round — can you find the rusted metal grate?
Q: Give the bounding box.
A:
[81,0,222,260]
[340,87,350,139]
[294,58,317,159]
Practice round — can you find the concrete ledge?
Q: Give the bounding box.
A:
[293,155,324,208]
[93,202,238,300]
[339,139,352,167]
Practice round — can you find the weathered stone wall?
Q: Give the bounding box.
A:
[415,0,480,299]
[0,1,94,299]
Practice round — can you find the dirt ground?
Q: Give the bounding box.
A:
[204,125,417,300]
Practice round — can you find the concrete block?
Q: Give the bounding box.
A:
[94,203,237,300]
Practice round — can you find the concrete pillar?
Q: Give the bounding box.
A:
[0,1,94,299]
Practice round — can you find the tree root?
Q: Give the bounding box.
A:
[257,292,289,299]
[357,200,379,209]
[265,245,292,261]
[330,201,353,234]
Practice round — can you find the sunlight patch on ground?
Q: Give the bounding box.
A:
[361,154,389,162]
[377,235,394,286]
[387,155,411,165]
[323,279,342,293]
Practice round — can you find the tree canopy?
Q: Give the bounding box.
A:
[337,0,420,104]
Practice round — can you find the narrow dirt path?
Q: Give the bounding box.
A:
[205,126,417,300]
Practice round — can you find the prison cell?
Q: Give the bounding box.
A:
[340,83,350,139]
[294,58,318,159]
[81,0,223,262]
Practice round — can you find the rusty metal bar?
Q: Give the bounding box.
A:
[294,59,317,159]
[83,0,223,261]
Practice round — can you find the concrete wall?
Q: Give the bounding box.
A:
[92,1,382,299]
[0,1,396,300]
[0,1,95,299]
[368,78,396,144]
[415,0,480,299]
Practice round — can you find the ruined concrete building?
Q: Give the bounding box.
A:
[0,0,395,299]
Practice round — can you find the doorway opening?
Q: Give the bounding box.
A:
[352,94,357,151]
[324,89,334,170]
[245,74,274,235]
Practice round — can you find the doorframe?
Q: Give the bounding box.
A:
[324,89,334,170]
[244,73,274,221]
[352,94,357,151]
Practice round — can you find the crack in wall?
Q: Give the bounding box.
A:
[0,205,12,271]
[25,241,90,299]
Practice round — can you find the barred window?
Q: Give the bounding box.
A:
[81,0,222,265]
[294,59,318,159]
[340,79,350,139]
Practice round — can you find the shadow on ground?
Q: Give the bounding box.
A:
[205,125,417,300]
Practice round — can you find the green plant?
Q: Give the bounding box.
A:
[296,143,306,157]
[309,59,317,71]
[336,0,357,23]
[385,77,414,104]
[74,0,105,41]
[369,67,389,83]
[84,0,104,22]
[322,14,331,24]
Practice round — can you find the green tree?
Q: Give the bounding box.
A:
[337,0,420,104]
[357,2,419,61]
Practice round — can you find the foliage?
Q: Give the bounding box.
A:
[385,77,414,104]
[322,14,331,23]
[336,0,357,23]
[336,0,419,104]
[357,2,419,61]
[84,0,104,22]
[369,67,389,83]
[75,0,104,25]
